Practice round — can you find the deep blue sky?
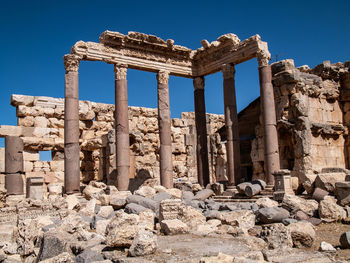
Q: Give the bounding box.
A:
[0,0,349,135]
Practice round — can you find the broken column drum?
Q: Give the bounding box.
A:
[157,71,173,188]
[115,64,130,191]
[258,51,281,186]
[64,55,80,194]
[5,136,24,195]
[194,77,210,187]
[222,64,241,187]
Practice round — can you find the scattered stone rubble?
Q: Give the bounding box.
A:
[0,180,350,262]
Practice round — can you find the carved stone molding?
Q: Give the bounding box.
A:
[193,77,205,90]
[222,64,235,79]
[257,49,271,67]
[114,64,128,80]
[157,70,170,84]
[63,54,80,73]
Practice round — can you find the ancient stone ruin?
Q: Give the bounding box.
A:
[0,31,350,262]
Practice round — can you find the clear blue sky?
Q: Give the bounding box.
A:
[0,0,349,138]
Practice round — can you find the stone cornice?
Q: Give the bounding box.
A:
[70,31,270,78]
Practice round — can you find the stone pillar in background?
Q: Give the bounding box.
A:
[193,77,210,187]
[157,70,173,188]
[258,50,280,186]
[222,64,241,188]
[114,64,130,191]
[64,54,81,194]
[5,136,24,195]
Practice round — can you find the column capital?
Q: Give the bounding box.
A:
[114,64,128,80]
[257,49,271,67]
[222,64,235,79]
[63,54,80,73]
[193,76,205,90]
[157,70,170,84]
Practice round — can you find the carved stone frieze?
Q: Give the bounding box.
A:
[157,70,169,84]
[63,54,80,72]
[114,64,128,80]
[193,77,205,90]
[70,31,271,78]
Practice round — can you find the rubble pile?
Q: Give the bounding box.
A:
[1,180,350,262]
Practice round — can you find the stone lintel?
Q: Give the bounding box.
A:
[71,31,268,78]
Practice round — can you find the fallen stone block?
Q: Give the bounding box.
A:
[288,221,315,248]
[193,189,214,201]
[160,219,189,235]
[340,231,350,249]
[128,229,157,257]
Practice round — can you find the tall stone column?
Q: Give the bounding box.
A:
[157,70,173,188]
[5,136,24,195]
[114,64,130,191]
[193,77,210,187]
[222,64,241,188]
[64,54,80,194]
[258,50,280,186]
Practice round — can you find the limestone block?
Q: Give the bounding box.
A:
[79,100,95,120]
[33,96,64,108]
[315,172,346,193]
[50,161,64,172]
[81,130,95,140]
[159,199,184,221]
[0,125,23,137]
[18,116,35,127]
[0,148,5,173]
[48,118,64,128]
[26,177,44,200]
[11,94,35,106]
[288,221,315,248]
[160,219,189,235]
[319,196,346,222]
[23,150,40,161]
[34,116,48,128]
[24,161,34,172]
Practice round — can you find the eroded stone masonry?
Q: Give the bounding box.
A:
[1,30,350,262]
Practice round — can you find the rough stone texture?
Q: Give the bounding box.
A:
[282,194,318,216]
[340,231,350,249]
[288,221,316,248]
[259,223,293,249]
[105,211,139,248]
[215,210,255,233]
[318,196,346,222]
[128,229,157,257]
[1,94,225,189]
[160,219,189,235]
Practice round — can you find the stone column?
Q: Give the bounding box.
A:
[5,136,24,195]
[193,77,210,187]
[157,70,173,188]
[64,54,80,194]
[222,64,241,188]
[114,64,130,191]
[258,50,280,186]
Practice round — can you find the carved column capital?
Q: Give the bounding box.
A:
[157,70,170,84]
[193,76,205,90]
[257,49,271,67]
[222,64,235,79]
[63,54,80,73]
[114,64,128,80]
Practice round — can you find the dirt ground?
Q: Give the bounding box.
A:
[113,224,350,262]
[312,222,350,261]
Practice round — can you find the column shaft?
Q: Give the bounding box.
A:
[115,65,130,191]
[64,55,80,194]
[259,64,280,185]
[222,64,241,187]
[157,71,173,188]
[194,77,210,187]
[5,136,24,195]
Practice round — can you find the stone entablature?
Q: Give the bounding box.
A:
[71,31,269,77]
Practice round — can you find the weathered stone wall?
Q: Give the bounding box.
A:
[0,95,224,189]
[250,59,350,192]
